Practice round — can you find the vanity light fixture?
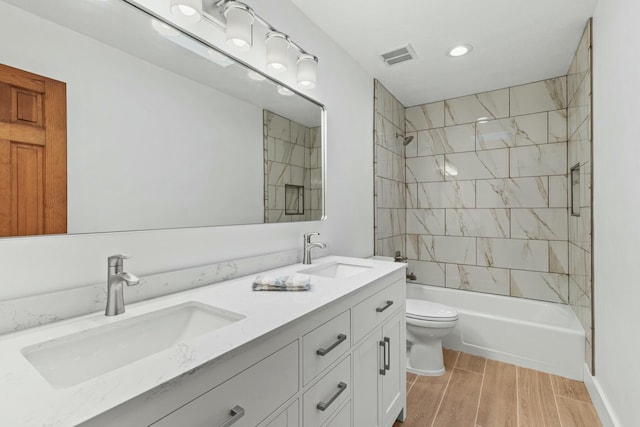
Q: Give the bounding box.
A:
[247,70,266,81]
[476,116,489,124]
[170,0,203,23]
[266,32,290,73]
[448,44,473,57]
[277,85,294,96]
[151,19,180,37]
[218,0,318,89]
[223,1,254,50]
[297,54,318,89]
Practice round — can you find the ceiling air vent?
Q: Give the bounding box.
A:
[380,44,417,66]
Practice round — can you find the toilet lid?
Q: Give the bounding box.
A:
[406,298,458,321]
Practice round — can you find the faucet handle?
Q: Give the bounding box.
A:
[304,232,320,243]
[108,254,131,267]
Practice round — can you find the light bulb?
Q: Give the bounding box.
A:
[266,32,290,73]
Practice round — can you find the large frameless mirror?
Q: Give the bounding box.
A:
[0,0,325,238]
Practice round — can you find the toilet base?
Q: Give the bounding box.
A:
[406,339,447,377]
[407,365,445,376]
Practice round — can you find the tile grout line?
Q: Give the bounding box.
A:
[430,352,460,427]
[473,358,488,427]
[515,366,520,427]
[549,374,565,427]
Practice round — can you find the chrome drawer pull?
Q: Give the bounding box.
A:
[316,382,347,411]
[376,300,394,313]
[219,405,245,427]
[379,340,386,375]
[316,334,347,356]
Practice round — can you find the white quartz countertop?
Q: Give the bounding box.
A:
[0,256,405,426]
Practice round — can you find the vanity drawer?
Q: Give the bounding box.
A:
[303,355,351,426]
[352,278,404,343]
[324,400,351,427]
[152,340,298,427]
[261,400,299,427]
[302,309,351,385]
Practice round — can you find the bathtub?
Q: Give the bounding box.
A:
[407,283,585,380]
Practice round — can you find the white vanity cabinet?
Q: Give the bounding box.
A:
[79,264,406,427]
[352,279,406,427]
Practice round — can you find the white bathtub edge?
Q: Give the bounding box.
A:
[583,364,619,427]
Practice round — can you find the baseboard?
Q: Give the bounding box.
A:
[583,364,619,427]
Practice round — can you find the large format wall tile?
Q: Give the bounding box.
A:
[417,124,476,155]
[406,208,446,235]
[445,149,509,180]
[408,260,445,287]
[406,101,445,131]
[477,238,549,271]
[377,177,405,208]
[419,235,477,264]
[406,155,445,182]
[549,175,568,208]
[445,264,510,296]
[549,241,569,274]
[444,88,509,125]
[510,143,567,177]
[377,235,405,258]
[510,270,569,303]
[476,113,547,150]
[510,77,567,116]
[377,208,405,239]
[511,208,568,240]
[549,110,568,143]
[265,111,291,141]
[476,177,548,208]
[418,181,476,208]
[446,209,510,238]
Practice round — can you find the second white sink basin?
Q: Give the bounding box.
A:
[299,262,372,279]
[21,302,245,388]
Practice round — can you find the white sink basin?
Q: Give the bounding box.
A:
[299,262,372,279]
[21,302,245,388]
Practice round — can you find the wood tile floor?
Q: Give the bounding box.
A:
[394,349,602,427]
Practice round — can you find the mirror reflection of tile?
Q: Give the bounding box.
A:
[264,110,322,223]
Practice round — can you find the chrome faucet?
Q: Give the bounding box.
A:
[105,254,140,316]
[303,232,327,265]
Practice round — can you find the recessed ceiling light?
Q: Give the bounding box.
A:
[448,44,473,57]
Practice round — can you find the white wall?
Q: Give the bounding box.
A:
[0,1,265,233]
[593,0,640,425]
[0,0,373,301]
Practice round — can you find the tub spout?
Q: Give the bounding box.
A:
[407,272,417,281]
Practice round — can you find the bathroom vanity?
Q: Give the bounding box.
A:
[0,256,406,426]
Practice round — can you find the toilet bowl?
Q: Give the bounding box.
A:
[406,298,458,376]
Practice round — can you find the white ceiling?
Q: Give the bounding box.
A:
[291,0,597,106]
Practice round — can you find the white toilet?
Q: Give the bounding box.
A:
[405,298,459,376]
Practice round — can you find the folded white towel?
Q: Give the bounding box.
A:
[252,273,311,291]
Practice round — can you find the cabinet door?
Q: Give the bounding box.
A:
[380,310,405,427]
[352,329,381,427]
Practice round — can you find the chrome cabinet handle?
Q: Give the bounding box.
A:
[316,382,347,411]
[316,334,347,356]
[379,340,386,375]
[383,337,391,371]
[219,405,245,427]
[376,300,394,313]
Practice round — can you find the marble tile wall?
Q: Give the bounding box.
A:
[263,111,322,223]
[567,20,593,371]
[374,80,407,256]
[404,76,570,304]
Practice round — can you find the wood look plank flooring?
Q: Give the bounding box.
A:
[394,350,602,427]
